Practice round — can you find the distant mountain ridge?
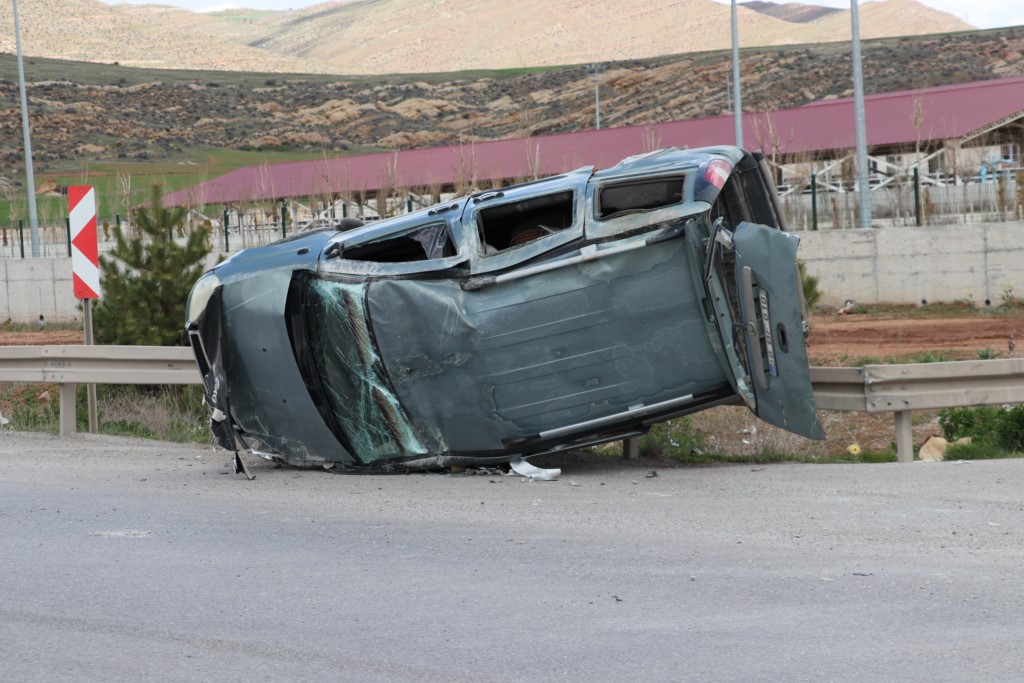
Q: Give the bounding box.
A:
[0,0,973,75]
[741,1,843,23]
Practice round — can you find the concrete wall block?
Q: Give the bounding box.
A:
[801,224,1003,306]
[984,222,1024,252]
[984,222,1024,299]
[804,260,877,305]
[798,229,876,260]
[875,248,984,305]
[876,225,984,259]
[8,258,56,281]
[4,258,79,322]
[8,275,57,320]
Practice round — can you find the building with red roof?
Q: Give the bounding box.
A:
[163,76,1024,213]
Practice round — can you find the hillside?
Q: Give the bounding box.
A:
[0,0,973,75]
[2,25,1021,180]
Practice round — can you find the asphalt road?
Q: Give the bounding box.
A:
[2,431,1023,682]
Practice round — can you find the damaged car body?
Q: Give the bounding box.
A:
[186,146,825,472]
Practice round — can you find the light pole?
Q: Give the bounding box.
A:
[851,0,872,228]
[731,0,743,148]
[13,0,41,256]
[588,63,604,130]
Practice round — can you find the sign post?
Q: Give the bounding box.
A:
[68,186,101,433]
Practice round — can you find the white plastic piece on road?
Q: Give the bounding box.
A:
[509,457,561,481]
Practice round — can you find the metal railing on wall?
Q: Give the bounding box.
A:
[0,346,1021,463]
[5,176,1024,258]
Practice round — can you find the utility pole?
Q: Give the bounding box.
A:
[13,0,41,256]
[588,63,604,130]
[851,0,872,229]
[731,0,743,148]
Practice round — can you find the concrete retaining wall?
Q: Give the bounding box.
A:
[4,223,1023,323]
[798,222,1024,307]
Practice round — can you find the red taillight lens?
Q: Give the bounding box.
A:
[704,160,732,190]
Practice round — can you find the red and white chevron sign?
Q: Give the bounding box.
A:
[68,186,101,300]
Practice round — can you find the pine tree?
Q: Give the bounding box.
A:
[94,184,211,346]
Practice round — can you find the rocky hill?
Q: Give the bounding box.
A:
[1,25,1020,176]
[0,0,973,75]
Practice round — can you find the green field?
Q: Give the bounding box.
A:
[1,147,384,228]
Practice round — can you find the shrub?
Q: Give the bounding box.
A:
[93,184,211,346]
[939,404,1024,453]
[798,260,821,311]
[994,404,1024,453]
[939,406,1002,442]
[944,441,1011,460]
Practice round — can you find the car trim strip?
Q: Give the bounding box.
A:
[535,393,695,440]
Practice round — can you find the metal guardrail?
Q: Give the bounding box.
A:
[0,346,1021,462]
[0,346,200,436]
[812,359,1024,461]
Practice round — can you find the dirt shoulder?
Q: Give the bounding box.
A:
[807,311,1023,366]
[0,326,84,346]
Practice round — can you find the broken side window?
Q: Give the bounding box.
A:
[597,176,685,219]
[476,190,574,254]
[342,222,456,263]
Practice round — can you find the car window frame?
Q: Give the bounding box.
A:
[463,172,589,275]
[318,212,468,277]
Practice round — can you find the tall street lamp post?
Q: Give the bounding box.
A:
[13,0,41,256]
[851,0,872,228]
[731,0,743,148]
[587,64,605,130]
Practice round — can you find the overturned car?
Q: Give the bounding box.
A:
[187,146,825,472]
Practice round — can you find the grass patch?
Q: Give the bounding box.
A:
[3,147,382,226]
[943,442,1017,460]
[0,383,209,444]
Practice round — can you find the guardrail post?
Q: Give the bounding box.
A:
[894,410,914,463]
[59,383,77,436]
[18,219,25,258]
[622,437,639,460]
[65,216,72,257]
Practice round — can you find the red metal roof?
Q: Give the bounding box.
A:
[164,76,1024,207]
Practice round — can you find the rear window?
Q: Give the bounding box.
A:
[597,176,685,219]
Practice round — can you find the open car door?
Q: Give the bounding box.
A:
[733,221,826,440]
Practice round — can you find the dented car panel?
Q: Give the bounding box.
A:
[186,146,824,471]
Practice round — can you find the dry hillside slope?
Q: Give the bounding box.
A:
[0,0,973,75]
[0,0,331,73]
[2,24,1020,174]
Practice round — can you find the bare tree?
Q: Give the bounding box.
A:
[642,124,662,153]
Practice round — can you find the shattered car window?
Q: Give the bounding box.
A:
[342,222,455,262]
[304,277,427,463]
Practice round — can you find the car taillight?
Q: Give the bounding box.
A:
[704,160,732,190]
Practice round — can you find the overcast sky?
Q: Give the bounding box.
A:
[100,1,1024,31]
